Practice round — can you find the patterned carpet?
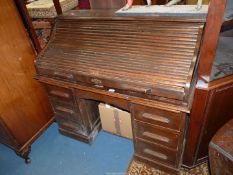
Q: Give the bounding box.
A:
[127,160,209,175]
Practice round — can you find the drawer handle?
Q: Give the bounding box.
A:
[94,84,104,88]
[142,113,170,124]
[49,90,70,98]
[54,71,74,79]
[143,149,168,160]
[122,84,151,94]
[142,132,170,143]
[55,106,74,115]
[91,78,102,85]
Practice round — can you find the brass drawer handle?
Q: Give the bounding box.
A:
[142,132,170,143]
[143,148,168,160]
[49,90,70,98]
[94,84,104,88]
[91,78,102,85]
[55,106,74,115]
[122,84,151,94]
[54,71,74,79]
[142,113,170,124]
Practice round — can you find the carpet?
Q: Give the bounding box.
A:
[0,124,134,175]
[127,160,209,175]
[0,124,210,175]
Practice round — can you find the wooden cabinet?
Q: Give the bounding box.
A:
[183,0,233,168]
[0,0,54,163]
[183,75,233,168]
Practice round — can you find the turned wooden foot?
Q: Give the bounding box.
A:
[15,146,31,164]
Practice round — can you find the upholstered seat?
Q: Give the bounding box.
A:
[26,0,78,18]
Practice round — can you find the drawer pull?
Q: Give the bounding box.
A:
[49,90,70,98]
[122,84,151,94]
[143,148,168,160]
[54,71,74,79]
[142,132,170,143]
[55,106,74,115]
[94,84,104,88]
[91,78,102,85]
[142,113,170,124]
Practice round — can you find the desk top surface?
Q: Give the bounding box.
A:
[36,10,205,102]
[60,9,207,22]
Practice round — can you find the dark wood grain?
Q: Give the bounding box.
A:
[44,84,101,143]
[132,104,185,131]
[34,10,203,173]
[53,0,63,15]
[89,0,126,9]
[182,83,209,167]
[197,0,227,82]
[183,75,233,168]
[36,10,204,103]
[182,0,231,168]
[134,120,181,149]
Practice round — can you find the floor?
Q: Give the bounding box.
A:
[0,124,134,175]
[127,160,209,175]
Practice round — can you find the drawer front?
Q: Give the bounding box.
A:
[132,104,184,131]
[37,67,76,82]
[45,84,74,103]
[134,121,180,150]
[135,139,178,168]
[52,102,82,123]
[57,118,86,135]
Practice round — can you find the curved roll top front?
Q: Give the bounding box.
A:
[36,10,205,102]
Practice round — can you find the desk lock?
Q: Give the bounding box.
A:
[91,78,104,88]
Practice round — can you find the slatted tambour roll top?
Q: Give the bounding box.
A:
[36,10,205,105]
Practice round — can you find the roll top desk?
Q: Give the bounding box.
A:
[35,9,208,174]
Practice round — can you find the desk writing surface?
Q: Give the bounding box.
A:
[36,10,205,101]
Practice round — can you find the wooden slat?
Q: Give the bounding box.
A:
[36,11,204,100]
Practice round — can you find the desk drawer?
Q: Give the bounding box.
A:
[135,139,178,168]
[56,118,84,135]
[132,104,184,131]
[134,121,180,150]
[52,102,82,123]
[45,84,74,103]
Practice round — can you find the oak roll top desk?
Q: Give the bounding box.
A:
[35,9,208,174]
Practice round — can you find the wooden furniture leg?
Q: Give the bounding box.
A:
[15,146,31,164]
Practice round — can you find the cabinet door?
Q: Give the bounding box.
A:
[0,0,54,150]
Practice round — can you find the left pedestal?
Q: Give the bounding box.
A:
[44,84,101,144]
